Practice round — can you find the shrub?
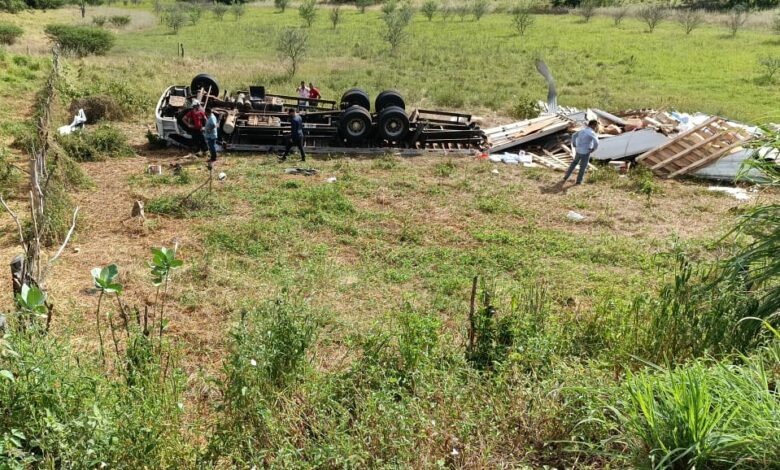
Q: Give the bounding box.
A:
[509,94,540,119]
[578,0,596,22]
[57,124,133,162]
[161,6,187,33]
[421,0,437,21]
[758,55,780,83]
[274,0,289,12]
[637,3,666,33]
[329,5,342,29]
[230,2,245,21]
[0,22,23,45]
[511,4,534,36]
[92,15,107,27]
[186,5,202,26]
[43,24,114,56]
[299,0,317,27]
[471,0,489,20]
[68,95,124,123]
[611,4,628,25]
[356,0,372,13]
[276,27,308,77]
[211,2,228,20]
[108,14,130,28]
[677,8,703,35]
[725,5,748,37]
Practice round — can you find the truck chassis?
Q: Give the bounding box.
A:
[155,74,487,156]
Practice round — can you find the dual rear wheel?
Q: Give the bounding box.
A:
[338,89,409,143]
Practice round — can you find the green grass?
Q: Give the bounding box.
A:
[100,6,780,123]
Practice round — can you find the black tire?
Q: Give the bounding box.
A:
[375,90,405,113]
[339,105,373,143]
[191,73,220,98]
[340,88,371,111]
[377,106,409,141]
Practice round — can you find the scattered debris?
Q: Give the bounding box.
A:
[325,176,337,183]
[147,165,163,175]
[218,172,227,181]
[488,151,533,165]
[708,186,751,201]
[567,211,586,222]
[57,108,87,135]
[484,116,572,153]
[131,200,145,219]
[591,129,670,161]
[285,168,319,176]
[491,168,499,175]
[636,117,752,179]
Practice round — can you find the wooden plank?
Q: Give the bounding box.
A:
[636,116,720,162]
[666,140,747,178]
[649,128,733,170]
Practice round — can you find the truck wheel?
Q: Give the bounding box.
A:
[377,106,409,141]
[191,73,220,98]
[339,105,372,143]
[375,90,405,113]
[340,88,371,111]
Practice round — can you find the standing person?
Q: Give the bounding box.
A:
[308,82,321,103]
[296,81,309,110]
[182,102,207,157]
[204,108,219,169]
[278,108,306,162]
[562,120,599,186]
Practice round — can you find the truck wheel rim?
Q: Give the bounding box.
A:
[385,118,404,137]
[348,119,366,135]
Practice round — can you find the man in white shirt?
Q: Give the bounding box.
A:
[563,120,599,185]
[296,81,309,110]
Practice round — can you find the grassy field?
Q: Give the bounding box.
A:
[2,2,780,468]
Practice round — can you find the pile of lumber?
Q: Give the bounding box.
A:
[484,116,571,153]
[636,117,752,178]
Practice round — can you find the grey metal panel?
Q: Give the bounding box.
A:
[591,129,669,161]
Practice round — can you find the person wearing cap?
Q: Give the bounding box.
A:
[563,119,599,186]
[183,102,208,157]
[204,108,219,169]
[278,108,306,162]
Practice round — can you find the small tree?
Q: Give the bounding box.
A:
[212,3,228,20]
[638,3,666,33]
[230,2,246,21]
[329,5,342,29]
[383,9,409,52]
[421,0,437,21]
[277,27,308,76]
[440,2,452,21]
[356,0,371,13]
[677,8,702,35]
[186,5,202,26]
[471,0,489,21]
[162,6,187,33]
[758,55,780,83]
[612,4,628,26]
[274,0,290,12]
[511,4,534,36]
[578,0,597,23]
[725,5,748,37]
[299,0,317,27]
[456,4,468,21]
[381,0,396,16]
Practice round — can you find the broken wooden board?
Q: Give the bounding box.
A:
[635,117,752,178]
[485,116,571,153]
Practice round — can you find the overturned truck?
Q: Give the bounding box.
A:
[155,74,487,155]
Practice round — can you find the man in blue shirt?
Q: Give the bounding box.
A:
[204,108,219,169]
[279,108,306,162]
[563,120,599,185]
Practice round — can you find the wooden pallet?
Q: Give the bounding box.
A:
[636,117,752,178]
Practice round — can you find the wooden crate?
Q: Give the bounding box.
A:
[636,117,752,178]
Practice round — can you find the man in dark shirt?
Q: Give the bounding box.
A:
[279,108,306,162]
[182,102,208,156]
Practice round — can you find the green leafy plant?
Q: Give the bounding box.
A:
[149,247,182,344]
[299,0,317,27]
[212,2,228,20]
[15,284,48,319]
[43,24,114,56]
[0,21,23,45]
[108,15,130,28]
[274,0,289,12]
[421,0,437,21]
[91,264,121,365]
